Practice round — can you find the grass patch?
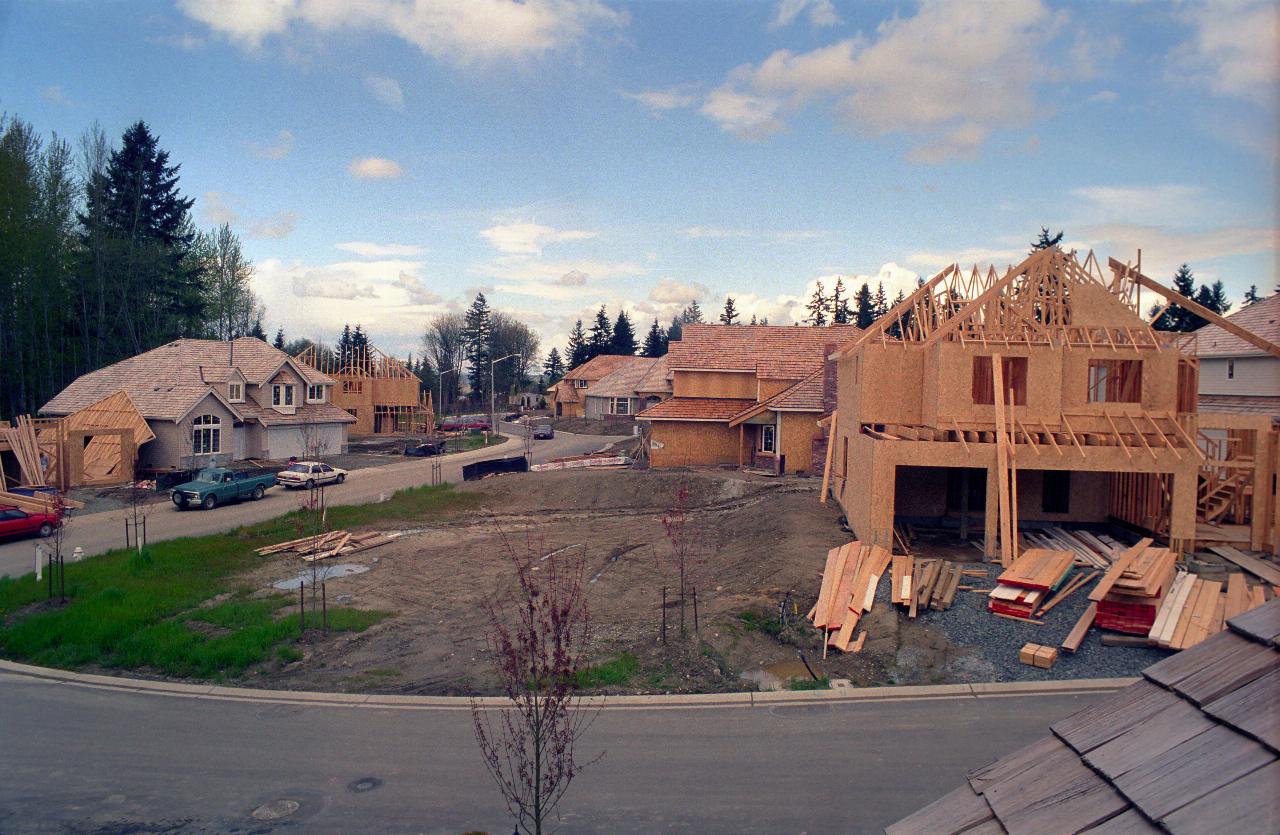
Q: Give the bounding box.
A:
[736,609,785,637]
[576,652,639,688]
[0,483,464,678]
[787,676,831,691]
[277,645,303,664]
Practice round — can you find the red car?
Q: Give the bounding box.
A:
[0,506,61,540]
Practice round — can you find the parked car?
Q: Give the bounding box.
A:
[171,467,278,510]
[276,461,348,489]
[438,420,491,432]
[404,441,446,457]
[0,506,62,540]
[532,422,554,439]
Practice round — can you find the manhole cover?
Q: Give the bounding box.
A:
[348,777,382,793]
[251,799,300,820]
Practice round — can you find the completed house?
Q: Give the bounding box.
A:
[637,323,855,474]
[1182,293,1280,421]
[42,337,356,471]
[547,354,645,418]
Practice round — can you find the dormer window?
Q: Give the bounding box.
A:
[272,384,295,407]
[227,382,243,402]
[307,384,325,403]
[574,379,588,389]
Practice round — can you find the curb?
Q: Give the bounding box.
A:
[0,660,1136,711]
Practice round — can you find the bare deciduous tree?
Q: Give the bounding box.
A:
[471,529,599,835]
[661,477,708,636]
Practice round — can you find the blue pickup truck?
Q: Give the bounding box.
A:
[170,467,278,510]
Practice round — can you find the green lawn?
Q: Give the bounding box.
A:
[0,482,477,679]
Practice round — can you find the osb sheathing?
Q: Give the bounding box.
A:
[648,420,745,468]
[758,378,794,400]
[672,370,756,399]
[778,411,819,474]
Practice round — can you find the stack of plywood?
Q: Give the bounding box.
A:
[1148,571,1271,650]
[988,549,1075,619]
[1091,539,1177,635]
[255,530,393,561]
[808,540,892,652]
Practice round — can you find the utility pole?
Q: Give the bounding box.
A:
[489,353,516,442]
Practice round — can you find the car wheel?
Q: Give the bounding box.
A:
[172,494,186,509]
[38,523,53,538]
[306,478,316,490]
[202,494,217,510]
[252,485,265,500]
[336,473,345,484]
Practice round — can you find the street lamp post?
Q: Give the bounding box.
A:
[438,367,457,430]
[489,353,517,442]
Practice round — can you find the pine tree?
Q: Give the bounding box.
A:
[667,317,683,344]
[543,347,566,383]
[642,319,667,357]
[1244,285,1263,306]
[610,310,637,355]
[830,278,847,324]
[873,282,888,317]
[273,328,285,350]
[1195,280,1231,319]
[249,318,266,340]
[806,281,828,326]
[886,290,907,338]
[748,314,758,326]
[464,293,493,399]
[338,324,353,365]
[719,296,740,325]
[351,324,370,357]
[1155,264,1201,332]
[1031,227,1064,251]
[588,306,612,358]
[566,320,589,368]
[682,300,704,324]
[853,282,876,328]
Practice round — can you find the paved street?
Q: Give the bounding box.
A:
[0,669,1108,834]
[0,423,613,578]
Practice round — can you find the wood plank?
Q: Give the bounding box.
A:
[1224,572,1251,620]
[811,544,849,628]
[992,355,1012,567]
[1089,538,1154,602]
[818,409,836,504]
[825,544,863,630]
[1209,545,1280,586]
[1148,572,1191,643]
[1168,580,1203,650]
[1061,603,1096,652]
[1156,572,1198,647]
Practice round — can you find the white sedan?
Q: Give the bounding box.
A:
[276,461,348,489]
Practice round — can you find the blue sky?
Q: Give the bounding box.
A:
[2,0,1276,359]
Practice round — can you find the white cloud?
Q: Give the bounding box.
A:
[480,221,597,255]
[336,241,427,258]
[1070,184,1208,228]
[682,226,751,239]
[349,157,403,179]
[200,191,239,226]
[768,0,841,31]
[291,271,380,300]
[771,229,826,243]
[1174,0,1278,104]
[248,129,294,161]
[393,271,442,305]
[649,277,710,305]
[249,211,300,239]
[40,85,72,106]
[365,74,405,111]
[703,0,1074,161]
[907,246,1028,271]
[480,257,643,283]
[621,85,699,114]
[1086,89,1118,104]
[1078,224,1278,281]
[177,0,627,65]
[557,269,589,286]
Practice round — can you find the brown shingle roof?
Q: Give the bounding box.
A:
[42,338,334,422]
[667,324,856,379]
[636,397,752,422]
[236,401,356,426]
[586,357,659,398]
[564,354,637,382]
[635,354,672,394]
[1184,294,1280,358]
[889,599,1280,835]
[729,370,826,425]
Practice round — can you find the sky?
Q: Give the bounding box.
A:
[2,0,1277,360]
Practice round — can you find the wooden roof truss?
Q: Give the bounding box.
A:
[296,344,420,382]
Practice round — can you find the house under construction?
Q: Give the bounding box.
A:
[824,245,1280,561]
[295,344,433,436]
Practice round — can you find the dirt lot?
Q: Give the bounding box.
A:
[236,469,1167,696]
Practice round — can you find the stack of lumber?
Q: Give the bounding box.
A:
[1018,642,1058,669]
[807,540,892,652]
[0,417,47,487]
[0,489,84,512]
[255,530,393,561]
[988,549,1075,620]
[1021,527,1118,569]
[1090,538,1177,635]
[1147,571,1272,650]
[896,558,967,617]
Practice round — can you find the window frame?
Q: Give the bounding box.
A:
[760,424,777,453]
[574,378,588,389]
[227,382,243,403]
[273,384,296,407]
[306,384,325,403]
[192,414,222,455]
[1227,359,1235,380]
[1087,359,1143,404]
[612,397,631,415]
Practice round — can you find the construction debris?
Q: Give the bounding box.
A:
[808,540,892,653]
[530,454,631,472]
[1021,527,1119,569]
[988,548,1075,619]
[255,530,393,561]
[0,489,84,513]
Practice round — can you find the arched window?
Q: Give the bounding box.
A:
[192,414,221,455]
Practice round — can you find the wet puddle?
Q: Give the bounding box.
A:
[272,563,370,590]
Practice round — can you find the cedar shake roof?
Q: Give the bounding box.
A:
[635,354,672,394]
[729,370,826,425]
[668,324,857,380]
[235,400,356,427]
[42,338,336,422]
[888,599,1280,835]
[1198,394,1280,420]
[586,357,660,398]
[637,397,753,422]
[1184,294,1280,358]
[564,354,637,382]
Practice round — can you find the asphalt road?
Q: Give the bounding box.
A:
[0,670,1107,834]
[0,423,614,578]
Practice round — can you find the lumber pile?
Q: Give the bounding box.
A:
[1021,527,1119,569]
[0,489,84,512]
[1018,642,1058,669]
[988,549,1075,619]
[1090,539,1176,635]
[530,454,630,472]
[1147,570,1272,650]
[254,530,393,561]
[808,540,892,652]
[896,558,967,616]
[1,416,47,487]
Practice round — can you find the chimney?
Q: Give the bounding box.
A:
[229,338,234,368]
[821,342,838,414]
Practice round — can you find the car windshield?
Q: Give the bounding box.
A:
[197,471,223,483]
[287,464,309,473]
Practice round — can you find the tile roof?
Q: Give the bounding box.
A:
[635,354,672,394]
[585,357,660,398]
[667,324,857,380]
[636,397,753,422]
[42,338,335,422]
[564,354,638,381]
[548,379,580,404]
[888,598,1280,835]
[728,370,826,425]
[1198,394,1280,419]
[1183,294,1280,358]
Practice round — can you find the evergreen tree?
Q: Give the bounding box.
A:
[610,310,637,355]
[719,296,740,325]
[337,324,354,365]
[830,278,847,324]
[273,328,286,350]
[760,316,769,325]
[543,347,566,383]
[853,282,877,328]
[1031,227,1064,251]
[1155,264,1202,332]
[1195,280,1231,319]
[588,306,612,358]
[873,282,888,317]
[463,293,493,400]
[566,319,589,368]
[667,316,683,344]
[1244,285,1263,306]
[249,317,266,340]
[351,323,370,356]
[886,290,907,338]
[806,281,828,326]
[681,300,704,324]
[641,318,667,357]
[748,313,758,326]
